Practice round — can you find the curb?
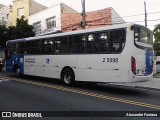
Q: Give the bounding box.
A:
[134,86,160,91]
[104,83,160,92]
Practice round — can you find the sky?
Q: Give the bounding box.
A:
[1,0,160,30]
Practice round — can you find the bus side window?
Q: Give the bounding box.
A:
[14,43,19,54]
[30,40,41,54]
[58,36,68,54]
[6,43,14,59]
[68,36,74,53]
[86,34,93,53]
[55,39,61,54]
[42,40,47,54]
[99,32,108,53]
[48,39,54,54]
[42,38,54,55]
[110,29,126,53]
[86,33,99,53]
[68,34,85,54]
[25,41,31,54]
[14,42,25,54]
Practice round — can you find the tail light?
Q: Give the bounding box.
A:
[131,56,136,75]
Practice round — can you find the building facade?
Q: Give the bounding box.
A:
[0,4,5,9]
[9,0,47,26]
[62,7,125,32]
[29,5,125,36]
[0,5,11,26]
[29,3,78,36]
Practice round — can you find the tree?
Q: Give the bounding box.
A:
[0,25,7,48]
[6,26,16,40]
[0,16,35,48]
[153,24,160,54]
[14,16,35,39]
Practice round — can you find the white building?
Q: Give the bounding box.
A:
[0,5,11,26]
[29,3,78,36]
[0,4,5,9]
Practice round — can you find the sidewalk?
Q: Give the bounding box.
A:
[153,73,160,78]
[105,76,160,91]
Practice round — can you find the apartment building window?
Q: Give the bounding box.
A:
[46,17,56,29]
[1,17,5,25]
[1,17,4,21]
[17,8,24,16]
[33,21,41,33]
[6,14,9,20]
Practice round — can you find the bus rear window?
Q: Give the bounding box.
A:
[134,26,153,47]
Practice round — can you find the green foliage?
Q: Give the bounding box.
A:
[14,16,35,39]
[0,16,35,48]
[0,25,7,47]
[153,24,160,54]
[6,26,16,40]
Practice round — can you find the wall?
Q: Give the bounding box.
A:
[61,13,81,32]
[111,8,125,25]
[9,0,46,26]
[29,4,61,35]
[0,4,5,9]
[29,3,78,36]
[9,0,30,26]
[29,0,46,15]
[60,3,78,14]
[61,8,114,32]
[0,5,11,26]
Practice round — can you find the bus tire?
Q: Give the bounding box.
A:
[62,68,75,86]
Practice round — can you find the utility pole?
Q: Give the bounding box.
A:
[144,1,147,27]
[81,0,86,29]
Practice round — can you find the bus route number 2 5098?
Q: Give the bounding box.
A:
[103,58,118,63]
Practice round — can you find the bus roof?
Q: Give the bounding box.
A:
[6,23,148,44]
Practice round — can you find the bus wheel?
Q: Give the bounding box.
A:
[62,69,75,86]
[15,68,20,77]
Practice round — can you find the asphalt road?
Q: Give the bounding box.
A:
[0,74,160,120]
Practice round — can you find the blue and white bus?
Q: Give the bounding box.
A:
[6,23,153,86]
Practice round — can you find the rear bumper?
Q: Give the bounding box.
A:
[129,71,152,82]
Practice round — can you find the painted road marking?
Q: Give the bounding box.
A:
[3,76,160,110]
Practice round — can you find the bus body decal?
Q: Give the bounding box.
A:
[12,55,24,75]
[145,50,153,75]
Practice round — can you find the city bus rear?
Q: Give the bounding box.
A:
[130,25,153,82]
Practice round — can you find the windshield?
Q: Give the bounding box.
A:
[134,26,153,48]
[6,42,14,60]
